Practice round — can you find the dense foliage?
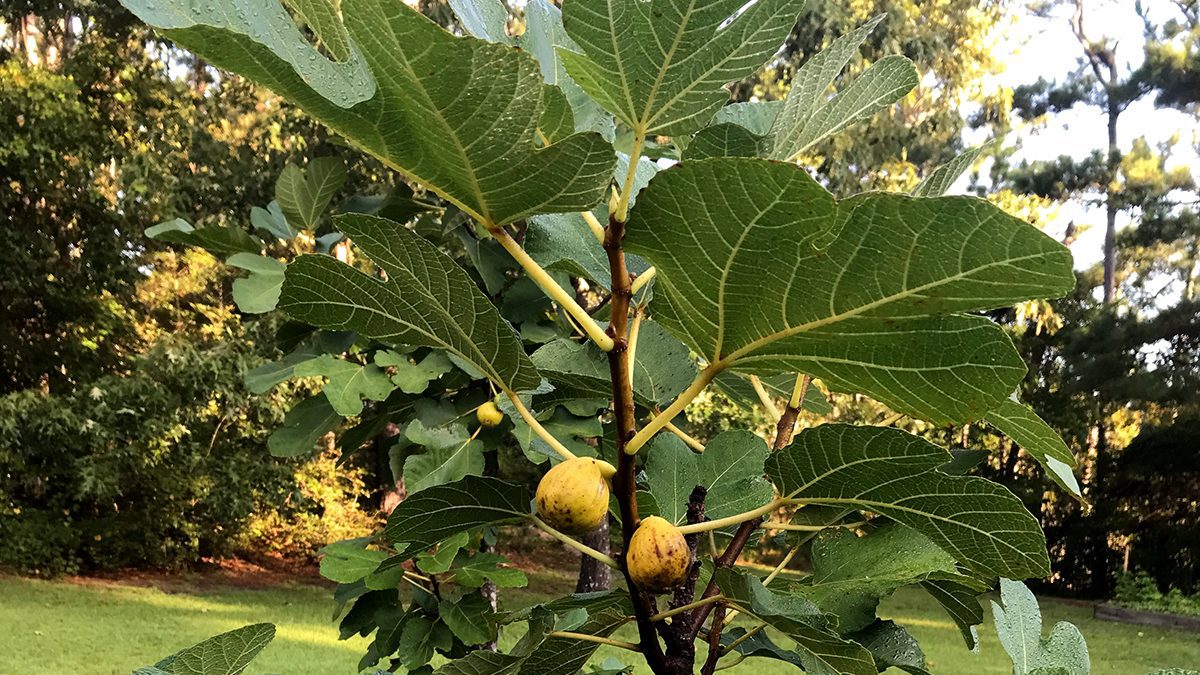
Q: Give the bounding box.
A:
[105,0,1108,672]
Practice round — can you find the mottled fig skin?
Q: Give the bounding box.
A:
[476,401,505,427]
[535,457,610,534]
[627,515,690,592]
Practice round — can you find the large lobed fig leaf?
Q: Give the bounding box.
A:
[118,0,615,225]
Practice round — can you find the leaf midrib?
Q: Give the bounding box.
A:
[715,249,1058,368]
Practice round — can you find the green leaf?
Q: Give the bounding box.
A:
[279,214,541,392]
[440,593,498,645]
[244,350,322,394]
[226,253,286,314]
[770,55,918,160]
[986,399,1082,497]
[376,350,454,394]
[121,0,614,225]
[403,419,485,493]
[525,212,652,296]
[538,84,577,144]
[643,430,773,525]
[627,158,1075,424]
[913,145,989,198]
[369,605,409,660]
[714,568,878,675]
[718,626,805,669]
[991,579,1089,675]
[768,16,916,160]
[846,620,931,675]
[766,424,1050,579]
[267,393,341,457]
[145,623,275,675]
[517,593,634,675]
[294,354,396,417]
[523,0,614,140]
[453,553,529,588]
[531,321,696,407]
[684,122,768,160]
[146,219,262,258]
[275,157,348,230]
[560,0,803,135]
[683,100,783,160]
[416,531,470,575]
[319,538,388,583]
[798,524,968,633]
[251,201,299,240]
[510,406,602,464]
[398,616,454,669]
[281,0,351,60]
[920,579,984,651]
[383,476,529,551]
[448,0,513,44]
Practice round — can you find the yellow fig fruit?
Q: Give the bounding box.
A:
[535,457,610,534]
[476,401,504,427]
[627,515,691,592]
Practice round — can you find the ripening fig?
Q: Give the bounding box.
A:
[627,515,691,592]
[476,401,504,427]
[535,457,610,534]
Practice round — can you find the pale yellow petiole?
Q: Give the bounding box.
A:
[581,210,606,244]
[762,520,867,532]
[613,129,647,224]
[665,420,705,453]
[675,499,783,535]
[877,412,904,427]
[529,515,620,570]
[649,594,725,622]
[503,388,576,462]
[713,652,746,671]
[720,622,765,656]
[489,225,614,352]
[749,375,782,423]
[548,631,641,652]
[627,364,723,454]
[789,373,811,410]
[630,266,657,295]
[627,306,644,392]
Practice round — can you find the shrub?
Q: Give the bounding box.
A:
[0,334,335,574]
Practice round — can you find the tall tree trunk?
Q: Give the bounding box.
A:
[575,519,612,593]
[1102,99,1121,304]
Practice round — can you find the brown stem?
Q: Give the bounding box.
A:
[688,380,808,640]
[604,212,669,671]
[699,605,727,675]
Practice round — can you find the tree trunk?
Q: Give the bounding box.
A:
[575,519,612,593]
[1102,99,1121,304]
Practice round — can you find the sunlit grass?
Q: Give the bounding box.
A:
[1,572,1196,674]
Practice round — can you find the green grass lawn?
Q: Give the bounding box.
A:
[1,571,1196,674]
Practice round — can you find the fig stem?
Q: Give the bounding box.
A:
[630,266,657,295]
[627,306,644,392]
[761,520,867,532]
[613,128,647,224]
[749,375,782,423]
[649,594,725,622]
[581,210,606,244]
[529,515,620,570]
[502,388,576,461]
[675,499,783,535]
[664,420,705,453]
[548,632,641,652]
[627,364,722,454]
[489,224,615,352]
